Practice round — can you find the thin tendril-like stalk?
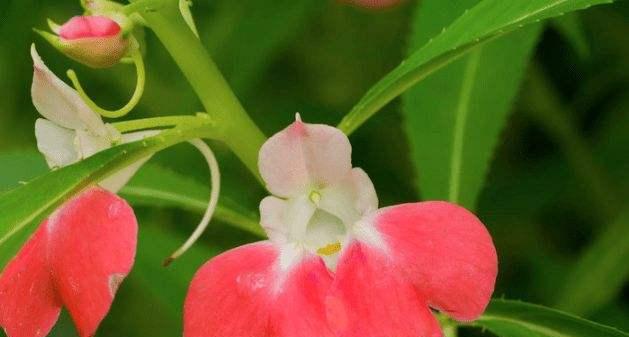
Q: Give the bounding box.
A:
[67,38,146,119]
[163,139,221,266]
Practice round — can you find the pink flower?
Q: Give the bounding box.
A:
[40,15,129,68]
[184,116,498,337]
[0,187,137,337]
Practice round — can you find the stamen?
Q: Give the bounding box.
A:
[163,139,220,266]
[317,242,341,256]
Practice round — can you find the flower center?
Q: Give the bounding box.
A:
[302,208,347,270]
[317,242,342,256]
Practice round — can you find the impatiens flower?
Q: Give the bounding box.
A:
[0,187,137,337]
[184,116,498,337]
[31,44,153,192]
[37,15,129,68]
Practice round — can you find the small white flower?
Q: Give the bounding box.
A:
[31,44,155,192]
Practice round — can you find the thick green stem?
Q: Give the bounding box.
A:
[135,0,266,180]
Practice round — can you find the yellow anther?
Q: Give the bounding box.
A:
[317,242,342,256]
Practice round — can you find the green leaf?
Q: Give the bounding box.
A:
[474,299,629,337]
[554,208,629,316]
[120,164,263,236]
[402,0,541,209]
[0,151,48,193]
[0,123,211,268]
[338,0,614,135]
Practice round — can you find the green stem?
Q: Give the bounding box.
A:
[134,0,266,180]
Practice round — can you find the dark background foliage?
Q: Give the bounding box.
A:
[0,0,627,336]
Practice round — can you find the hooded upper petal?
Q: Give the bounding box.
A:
[0,187,137,337]
[184,242,334,337]
[0,226,61,337]
[326,242,443,337]
[258,116,352,198]
[31,44,107,136]
[374,201,498,321]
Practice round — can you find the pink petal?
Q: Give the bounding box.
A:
[326,242,443,337]
[258,117,352,198]
[47,188,137,337]
[375,201,498,321]
[59,16,121,40]
[184,242,334,337]
[0,226,61,337]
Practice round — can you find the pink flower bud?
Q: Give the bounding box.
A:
[57,16,129,68]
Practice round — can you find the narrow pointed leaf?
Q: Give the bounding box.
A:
[402,0,541,209]
[473,299,629,337]
[338,0,614,134]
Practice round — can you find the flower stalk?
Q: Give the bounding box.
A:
[134,0,266,180]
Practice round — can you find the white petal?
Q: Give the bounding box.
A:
[30,44,107,136]
[99,157,150,193]
[75,129,111,158]
[260,195,316,245]
[258,118,352,198]
[35,118,79,168]
[98,130,160,193]
[318,168,378,226]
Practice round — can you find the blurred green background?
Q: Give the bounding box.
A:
[0,0,628,336]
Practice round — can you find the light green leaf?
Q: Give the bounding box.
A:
[120,164,263,236]
[0,123,212,268]
[474,299,629,337]
[555,209,629,316]
[338,0,614,135]
[402,0,541,209]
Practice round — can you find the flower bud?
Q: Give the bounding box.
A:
[38,16,129,68]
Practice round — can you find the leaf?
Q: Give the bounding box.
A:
[0,151,48,193]
[473,299,629,337]
[554,208,629,316]
[0,123,211,268]
[0,150,263,257]
[551,13,590,59]
[338,0,615,135]
[402,0,542,209]
[120,164,263,236]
